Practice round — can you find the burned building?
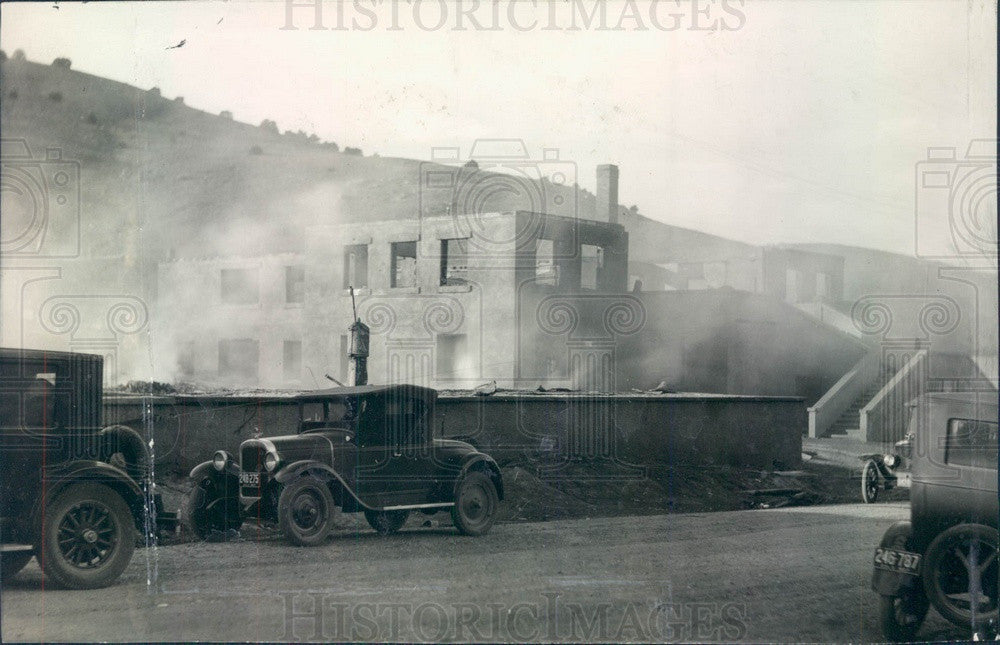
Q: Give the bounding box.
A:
[303,208,630,389]
[152,163,875,403]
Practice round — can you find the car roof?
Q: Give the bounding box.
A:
[294,384,438,402]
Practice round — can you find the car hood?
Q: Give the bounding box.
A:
[241,434,339,465]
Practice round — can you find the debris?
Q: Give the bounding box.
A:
[474,380,497,396]
[651,380,676,393]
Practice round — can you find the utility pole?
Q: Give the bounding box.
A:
[347,286,369,386]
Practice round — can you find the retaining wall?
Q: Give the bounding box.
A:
[104,392,804,475]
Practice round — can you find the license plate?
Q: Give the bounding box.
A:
[874,547,921,575]
[239,472,260,486]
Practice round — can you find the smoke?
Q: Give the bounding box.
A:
[148,176,356,388]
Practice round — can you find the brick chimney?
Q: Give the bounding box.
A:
[596,164,619,224]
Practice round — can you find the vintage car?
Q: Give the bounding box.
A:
[0,348,174,589]
[183,384,504,545]
[872,391,998,641]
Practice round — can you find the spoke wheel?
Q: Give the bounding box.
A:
[861,460,880,504]
[278,477,336,546]
[39,483,135,589]
[923,523,999,629]
[451,471,499,536]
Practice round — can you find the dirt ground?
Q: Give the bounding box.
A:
[4,503,968,643]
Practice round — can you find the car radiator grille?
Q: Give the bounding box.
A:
[240,444,267,497]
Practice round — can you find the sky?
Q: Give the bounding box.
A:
[1,0,996,255]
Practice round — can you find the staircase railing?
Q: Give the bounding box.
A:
[860,349,928,443]
[807,350,880,438]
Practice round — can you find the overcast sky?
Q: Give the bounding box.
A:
[2,0,996,255]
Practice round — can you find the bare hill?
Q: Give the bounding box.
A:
[1,54,606,263]
[3,53,975,284]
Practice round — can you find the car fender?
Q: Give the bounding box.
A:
[872,520,922,596]
[189,458,240,484]
[38,460,146,532]
[273,460,371,509]
[457,453,504,501]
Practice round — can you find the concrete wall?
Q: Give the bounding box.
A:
[618,214,847,306]
[104,391,804,475]
[761,247,844,304]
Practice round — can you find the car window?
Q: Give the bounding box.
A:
[944,418,999,470]
[384,398,426,447]
[329,399,364,423]
[302,402,325,422]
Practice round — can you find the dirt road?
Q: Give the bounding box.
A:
[1,503,968,642]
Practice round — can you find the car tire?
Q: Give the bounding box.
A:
[365,510,409,536]
[875,520,929,641]
[182,477,243,540]
[922,523,999,629]
[879,585,929,642]
[451,471,499,537]
[37,482,136,589]
[861,460,879,504]
[1,550,35,583]
[278,476,336,547]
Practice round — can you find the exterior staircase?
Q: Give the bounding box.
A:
[825,384,882,439]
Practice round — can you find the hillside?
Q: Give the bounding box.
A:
[1,52,778,269]
[1,53,600,262]
[3,52,990,305]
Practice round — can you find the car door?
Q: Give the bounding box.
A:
[384,400,437,504]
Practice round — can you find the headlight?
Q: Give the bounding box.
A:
[883,454,897,469]
[264,451,278,472]
[213,451,229,471]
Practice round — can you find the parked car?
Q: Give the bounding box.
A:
[860,433,912,503]
[872,391,998,641]
[0,348,175,589]
[183,384,504,545]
